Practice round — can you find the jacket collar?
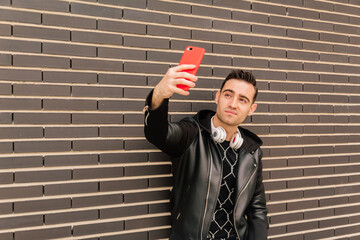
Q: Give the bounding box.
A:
[193,110,263,153]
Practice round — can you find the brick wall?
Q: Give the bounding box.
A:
[0,0,359,239]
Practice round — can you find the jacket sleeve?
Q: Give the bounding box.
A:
[246,149,269,240]
[144,90,198,157]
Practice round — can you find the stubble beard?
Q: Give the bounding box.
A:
[216,111,244,128]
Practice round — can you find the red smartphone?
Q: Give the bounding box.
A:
[177,46,205,91]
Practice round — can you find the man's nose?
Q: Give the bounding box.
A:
[229,97,237,108]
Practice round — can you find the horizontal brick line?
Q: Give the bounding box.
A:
[326,232,360,240]
[262,78,360,88]
[4,210,171,225]
[0,5,123,22]
[140,20,360,53]
[1,15,360,56]
[263,166,360,175]
[0,151,354,172]
[269,221,360,239]
[158,0,360,25]
[1,94,360,107]
[5,49,360,74]
[261,132,360,136]
[0,141,359,158]
[0,95,147,101]
[0,186,171,204]
[5,51,176,67]
[3,141,360,156]
[263,141,360,149]
[253,112,360,116]
[0,163,172,174]
[0,159,171,170]
[0,41,185,64]
[0,178,171,191]
[0,142,360,159]
[263,152,360,161]
[264,163,360,175]
[1,124,360,129]
[3,73,360,93]
[2,35,359,70]
[3,65,360,80]
[262,136,360,143]
[0,80,156,90]
[0,135,359,144]
[2,130,360,141]
[0,110,360,117]
[59,225,171,240]
[269,200,360,218]
[244,0,360,19]
[0,149,162,158]
[266,181,360,195]
[0,65,152,76]
[264,171,360,183]
[0,189,169,206]
[3,87,360,102]
[0,136,140,142]
[2,110,360,117]
[2,32,360,67]
[316,0,360,11]
[0,199,169,219]
[5,0,360,35]
[0,110,144,114]
[264,162,360,172]
[0,124,146,127]
[2,65,360,85]
[0,211,170,234]
[260,89,360,97]
[0,34,128,50]
[186,99,360,106]
[268,190,360,206]
[0,147,356,162]
[10,47,360,73]
[0,0,124,13]
[264,149,360,158]
[269,213,360,231]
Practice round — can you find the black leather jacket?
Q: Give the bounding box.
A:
[144,91,268,240]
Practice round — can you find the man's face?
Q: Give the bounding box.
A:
[215,79,257,128]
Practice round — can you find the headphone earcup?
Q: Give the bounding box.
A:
[212,126,226,143]
[230,132,243,150]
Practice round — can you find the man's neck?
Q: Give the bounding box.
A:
[212,115,238,141]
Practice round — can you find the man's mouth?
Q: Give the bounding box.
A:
[225,110,237,115]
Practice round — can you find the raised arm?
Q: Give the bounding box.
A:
[150,64,197,109]
[144,65,199,157]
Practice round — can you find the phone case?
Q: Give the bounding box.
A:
[177,46,205,91]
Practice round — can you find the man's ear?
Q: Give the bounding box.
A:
[247,103,257,116]
[215,90,220,105]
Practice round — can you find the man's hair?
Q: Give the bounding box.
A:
[220,69,258,102]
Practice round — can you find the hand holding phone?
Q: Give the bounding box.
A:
[177,46,205,91]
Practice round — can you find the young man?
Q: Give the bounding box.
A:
[144,65,268,240]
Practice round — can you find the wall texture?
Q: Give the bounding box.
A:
[0,0,360,239]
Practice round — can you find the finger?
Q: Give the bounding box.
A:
[172,86,191,96]
[174,71,198,82]
[177,78,196,88]
[174,64,196,72]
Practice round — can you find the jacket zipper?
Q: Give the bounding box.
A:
[233,158,257,240]
[200,151,212,240]
[201,140,224,240]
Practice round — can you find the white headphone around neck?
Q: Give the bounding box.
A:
[211,117,243,150]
